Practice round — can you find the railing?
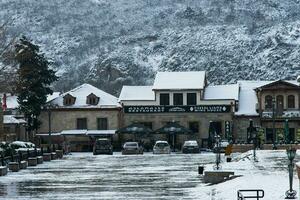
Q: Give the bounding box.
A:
[262,110,300,118]
[237,190,264,200]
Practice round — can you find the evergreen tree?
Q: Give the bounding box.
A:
[15,36,58,141]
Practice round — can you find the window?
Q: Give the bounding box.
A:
[140,122,153,130]
[173,93,183,105]
[63,94,76,106]
[189,122,199,133]
[160,93,170,105]
[288,95,295,109]
[265,95,273,109]
[97,118,108,130]
[77,118,87,129]
[87,93,99,105]
[276,95,284,114]
[187,93,197,105]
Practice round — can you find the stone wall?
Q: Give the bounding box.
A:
[233,116,260,142]
[38,109,120,133]
[122,112,234,146]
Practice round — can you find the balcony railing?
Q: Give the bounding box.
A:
[262,110,300,118]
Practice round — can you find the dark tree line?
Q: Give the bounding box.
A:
[14,36,58,140]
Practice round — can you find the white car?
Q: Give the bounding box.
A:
[153,141,171,154]
[122,142,143,155]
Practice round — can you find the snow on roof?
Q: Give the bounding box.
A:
[235,81,272,116]
[61,130,87,135]
[86,130,116,135]
[119,86,155,101]
[2,92,61,110]
[60,129,115,136]
[36,133,61,136]
[6,95,18,109]
[256,80,300,88]
[47,92,60,102]
[50,83,120,108]
[204,84,239,100]
[3,115,26,124]
[152,71,206,90]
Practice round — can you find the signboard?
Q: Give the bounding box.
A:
[124,105,232,114]
[224,121,232,140]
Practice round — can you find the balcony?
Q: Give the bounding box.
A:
[262,110,300,119]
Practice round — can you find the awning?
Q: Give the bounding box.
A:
[42,130,117,136]
[116,123,152,134]
[86,130,116,136]
[3,115,26,124]
[155,122,192,134]
[36,133,62,136]
[61,129,88,135]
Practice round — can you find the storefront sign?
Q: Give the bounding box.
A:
[124,105,232,113]
[224,121,232,139]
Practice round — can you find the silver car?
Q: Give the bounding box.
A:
[122,142,143,155]
[182,140,200,154]
[153,141,171,154]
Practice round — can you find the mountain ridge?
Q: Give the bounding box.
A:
[1,0,300,95]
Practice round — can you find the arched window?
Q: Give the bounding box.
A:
[265,95,273,109]
[288,95,295,109]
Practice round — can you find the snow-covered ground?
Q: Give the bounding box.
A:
[0,151,297,199]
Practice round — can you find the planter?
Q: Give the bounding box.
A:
[28,157,37,166]
[8,162,19,172]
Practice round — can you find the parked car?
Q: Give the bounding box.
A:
[182,140,200,154]
[153,141,171,154]
[213,140,229,153]
[93,138,113,155]
[122,142,143,155]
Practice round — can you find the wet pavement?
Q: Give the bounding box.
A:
[0,152,216,200]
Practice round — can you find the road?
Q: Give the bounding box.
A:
[0,152,216,200]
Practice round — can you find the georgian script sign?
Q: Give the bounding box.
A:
[124,105,231,113]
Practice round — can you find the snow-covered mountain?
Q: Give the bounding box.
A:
[1,0,300,95]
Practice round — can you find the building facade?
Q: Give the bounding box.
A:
[119,72,239,148]
[38,84,121,151]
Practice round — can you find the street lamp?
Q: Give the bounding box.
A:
[272,97,276,149]
[214,133,221,170]
[253,131,258,161]
[285,146,297,199]
[247,119,258,160]
[43,103,58,151]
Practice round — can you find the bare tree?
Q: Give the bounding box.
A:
[0,21,18,93]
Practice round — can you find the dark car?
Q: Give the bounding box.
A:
[182,140,200,154]
[93,138,113,155]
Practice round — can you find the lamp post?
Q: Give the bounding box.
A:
[214,133,221,170]
[285,146,297,199]
[272,97,276,148]
[44,103,57,151]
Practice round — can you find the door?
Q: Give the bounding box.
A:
[276,95,284,116]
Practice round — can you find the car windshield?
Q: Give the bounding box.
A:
[155,142,169,148]
[125,142,138,147]
[96,140,110,145]
[184,141,198,146]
